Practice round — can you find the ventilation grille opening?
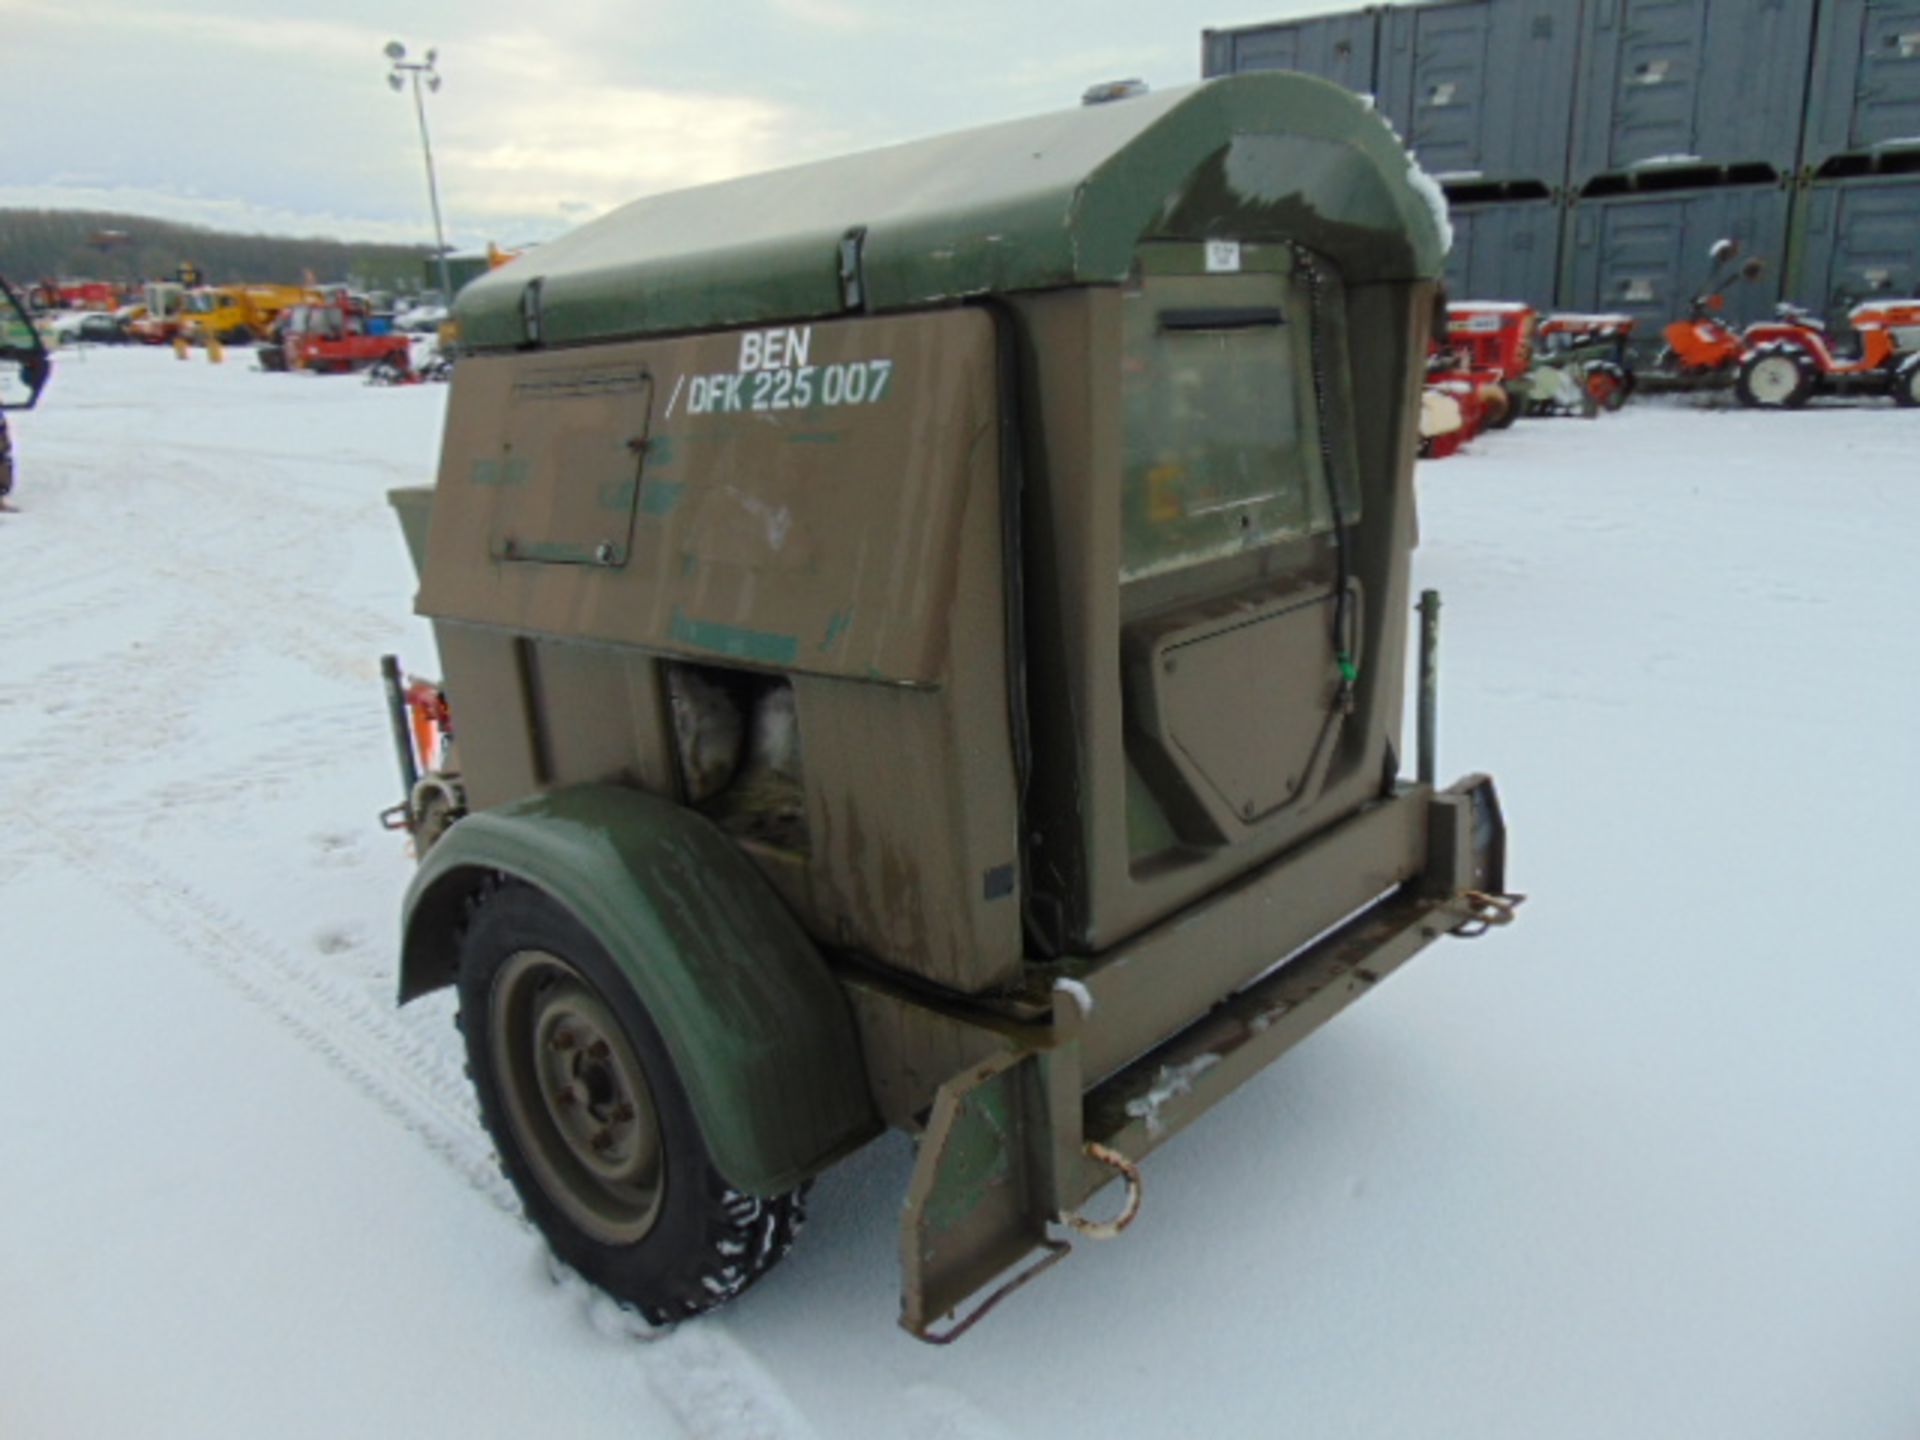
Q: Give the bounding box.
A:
[665,662,808,853]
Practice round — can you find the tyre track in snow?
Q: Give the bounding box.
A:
[2,423,502,1205]
[4,368,822,1440]
[15,803,518,1213]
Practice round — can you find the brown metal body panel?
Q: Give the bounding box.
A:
[1011,270,1433,957]
[429,625,542,811]
[420,313,997,689]
[1067,785,1430,1085]
[840,974,1037,1131]
[431,625,679,813]
[416,308,1022,994]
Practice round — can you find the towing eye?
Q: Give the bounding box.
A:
[1062,1142,1144,1241]
[1452,889,1527,938]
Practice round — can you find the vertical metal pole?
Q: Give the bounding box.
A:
[1417,590,1441,787]
[381,653,420,806]
[410,71,454,303]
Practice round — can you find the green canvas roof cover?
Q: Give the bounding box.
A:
[457,73,1448,352]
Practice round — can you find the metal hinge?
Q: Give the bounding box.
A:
[839,225,869,311]
[519,277,544,347]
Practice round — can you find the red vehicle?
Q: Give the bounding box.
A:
[1733,297,1920,408]
[1419,374,1492,459]
[260,298,411,375]
[48,280,118,311]
[126,281,187,345]
[1418,301,1534,456]
[1443,301,1536,428]
[1659,240,1769,378]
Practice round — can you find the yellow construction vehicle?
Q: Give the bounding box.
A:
[178,284,314,345]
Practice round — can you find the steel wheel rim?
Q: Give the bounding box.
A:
[1750,356,1800,405]
[490,949,665,1245]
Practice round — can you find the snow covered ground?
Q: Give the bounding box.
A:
[2,347,1916,1438]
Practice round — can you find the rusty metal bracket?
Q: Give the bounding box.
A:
[900,1050,1060,1343]
[911,1238,1071,1346]
[1451,888,1526,938]
[913,1138,1141,1342]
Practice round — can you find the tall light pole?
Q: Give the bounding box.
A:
[385,40,453,302]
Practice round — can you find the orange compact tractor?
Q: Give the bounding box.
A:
[1659,240,1769,379]
[1732,297,1920,409]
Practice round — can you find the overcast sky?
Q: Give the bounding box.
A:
[4,0,1350,250]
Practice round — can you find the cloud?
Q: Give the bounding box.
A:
[5,13,837,247]
[995,40,1192,98]
[767,0,874,33]
[1,0,373,61]
[431,31,833,233]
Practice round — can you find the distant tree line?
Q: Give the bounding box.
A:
[0,209,436,293]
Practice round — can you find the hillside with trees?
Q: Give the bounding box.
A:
[0,209,434,292]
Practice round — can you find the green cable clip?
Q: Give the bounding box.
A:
[1337,653,1358,684]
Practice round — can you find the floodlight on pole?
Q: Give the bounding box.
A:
[385,40,453,302]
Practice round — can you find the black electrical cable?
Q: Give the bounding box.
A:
[1293,245,1357,713]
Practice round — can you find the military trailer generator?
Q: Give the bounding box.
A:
[383,72,1519,1341]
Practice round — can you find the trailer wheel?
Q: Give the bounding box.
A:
[456,881,805,1323]
[1736,345,1814,409]
[1894,354,1920,409]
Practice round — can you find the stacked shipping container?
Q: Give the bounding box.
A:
[1796,0,1920,316]
[1204,0,1575,312]
[1201,0,1920,346]
[1561,0,1814,349]
[1379,0,1579,312]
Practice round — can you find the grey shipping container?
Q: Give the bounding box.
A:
[1444,198,1565,308]
[1789,173,1920,310]
[1376,0,1582,190]
[1568,0,1818,190]
[1802,0,1920,172]
[1202,9,1382,95]
[1563,182,1791,354]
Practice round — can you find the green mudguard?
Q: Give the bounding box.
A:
[399,784,878,1197]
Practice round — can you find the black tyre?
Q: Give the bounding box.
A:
[1735,344,1814,409]
[456,881,805,1323]
[1894,354,1920,409]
